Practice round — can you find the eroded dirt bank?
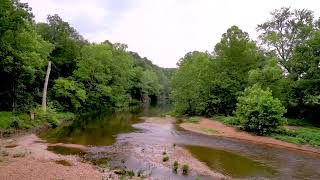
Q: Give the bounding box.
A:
[180,118,320,155]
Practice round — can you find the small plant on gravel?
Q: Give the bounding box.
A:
[182,164,189,175]
[173,160,179,173]
[114,168,127,175]
[127,170,135,178]
[162,155,169,162]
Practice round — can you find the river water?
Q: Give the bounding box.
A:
[40,107,320,179]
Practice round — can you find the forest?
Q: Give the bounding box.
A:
[171,8,320,136]
[0,0,174,130]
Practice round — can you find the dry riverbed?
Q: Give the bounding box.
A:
[180,118,320,156]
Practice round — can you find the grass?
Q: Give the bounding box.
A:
[199,128,219,135]
[286,118,318,127]
[184,117,200,123]
[0,112,31,129]
[127,170,135,178]
[0,111,74,135]
[211,115,241,126]
[210,115,320,147]
[272,127,320,147]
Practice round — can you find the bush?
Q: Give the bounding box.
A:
[162,155,169,162]
[173,160,179,173]
[236,85,286,135]
[182,164,189,175]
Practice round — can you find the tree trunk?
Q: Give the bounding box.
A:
[42,61,51,112]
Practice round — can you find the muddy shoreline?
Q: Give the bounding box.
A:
[180,118,320,156]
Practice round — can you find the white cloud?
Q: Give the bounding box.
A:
[24,0,320,67]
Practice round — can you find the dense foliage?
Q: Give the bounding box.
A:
[236,85,286,135]
[171,7,320,134]
[0,0,172,116]
[171,26,262,116]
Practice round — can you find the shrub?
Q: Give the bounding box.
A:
[236,85,286,135]
[162,155,169,162]
[173,160,179,173]
[182,164,189,175]
[127,170,135,178]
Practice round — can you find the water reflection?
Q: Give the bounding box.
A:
[40,111,142,146]
[184,145,276,178]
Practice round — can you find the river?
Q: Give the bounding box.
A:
[40,106,320,179]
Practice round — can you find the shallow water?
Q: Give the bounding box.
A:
[40,107,320,179]
[183,145,276,178]
[40,111,142,146]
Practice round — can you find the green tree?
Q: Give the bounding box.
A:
[0,0,53,112]
[171,51,213,115]
[284,31,320,121]
[208,26,262,115]
[36,14,87,79]
[257,7,315,72]
[248,58,288,104]
[52,78,86,111]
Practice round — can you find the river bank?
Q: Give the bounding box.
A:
[1,114,320,179]
[0,134,111,180]
[180,118,320,155]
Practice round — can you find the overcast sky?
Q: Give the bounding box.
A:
[23,0,320,68]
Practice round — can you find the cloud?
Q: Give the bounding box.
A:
[25,0,109,32]
[24,0,320,67]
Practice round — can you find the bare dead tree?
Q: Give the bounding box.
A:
[42,61,52,112]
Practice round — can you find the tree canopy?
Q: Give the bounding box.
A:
[0,0,171,114]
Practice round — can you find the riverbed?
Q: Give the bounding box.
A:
[37,107,320,179]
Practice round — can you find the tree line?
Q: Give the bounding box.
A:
[0,0,173,114]
[171,8,320,134]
